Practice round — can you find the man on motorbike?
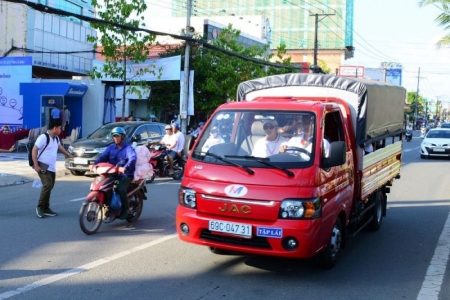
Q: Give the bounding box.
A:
[160,124,178,175]
[91,127,137,219]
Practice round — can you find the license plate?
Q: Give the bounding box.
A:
[209,220,252,238]
[433,148,445,152]
[74,157,88,165]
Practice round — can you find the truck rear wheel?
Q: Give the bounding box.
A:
[368,189,383,231]
[317,218,342,269]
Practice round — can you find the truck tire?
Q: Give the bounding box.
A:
[317,218,342,269]
[368,189,383,231]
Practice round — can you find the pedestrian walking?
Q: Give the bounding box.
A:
[32,120,73,218]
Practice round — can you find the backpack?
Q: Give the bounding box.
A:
[28,133,60,167]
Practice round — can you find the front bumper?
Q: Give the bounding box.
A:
[65,158,95,171]
[176,205,323,259]
[420,145,450,157]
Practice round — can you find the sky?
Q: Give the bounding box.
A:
[144,0,449,101]
[345,0,450,102]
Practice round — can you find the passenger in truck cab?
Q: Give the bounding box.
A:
[279,116,330,158]
[251,119,288,158]
[201,126,224,153]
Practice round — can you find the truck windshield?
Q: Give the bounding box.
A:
[191,110,316,169]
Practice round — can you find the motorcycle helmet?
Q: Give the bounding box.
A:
[165,124,172,130]
[172,121,180,129]
[111,127,126,136]
[199,122,205,126]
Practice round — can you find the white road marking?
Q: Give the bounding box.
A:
[0,234,177,300]
[69,197,86,202]
[417,210,450,300]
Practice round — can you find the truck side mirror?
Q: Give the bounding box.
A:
[322,141,346,168]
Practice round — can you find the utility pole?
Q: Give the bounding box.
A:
[310,12,334,72]
[181,0,193,134]
[414,67,421,129]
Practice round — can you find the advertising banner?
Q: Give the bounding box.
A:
[0,56,32,126]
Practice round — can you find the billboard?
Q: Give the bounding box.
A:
[0,57,32,126]
[364,68,402,86]
[339,65,364,77]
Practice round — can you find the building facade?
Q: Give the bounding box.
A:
[171,0,354,72]
[0,0,96,78]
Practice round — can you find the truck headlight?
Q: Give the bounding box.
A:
[179,187,196,209]
[279,198,321,219]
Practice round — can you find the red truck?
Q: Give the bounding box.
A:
[176,73,406,268]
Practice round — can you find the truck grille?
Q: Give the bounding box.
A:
[200,230,271,249]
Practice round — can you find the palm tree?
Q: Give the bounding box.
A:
[419,0,450,48]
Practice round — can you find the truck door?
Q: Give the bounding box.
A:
[319,110,354,246]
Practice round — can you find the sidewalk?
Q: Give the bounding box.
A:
[0,152,68,187]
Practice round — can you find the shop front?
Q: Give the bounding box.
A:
[20,82,87,136]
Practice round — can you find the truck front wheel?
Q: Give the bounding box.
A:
[317,218,342,269]
[368,189,383,231]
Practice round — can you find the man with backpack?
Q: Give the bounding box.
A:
[31,120,73,218]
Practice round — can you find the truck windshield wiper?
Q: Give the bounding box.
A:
[225,155,294,177]
[200,152,254,175]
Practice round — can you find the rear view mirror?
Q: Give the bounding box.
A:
[322,141,346,168]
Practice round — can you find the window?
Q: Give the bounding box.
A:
[147,125,162,137]
[134,126,149,139]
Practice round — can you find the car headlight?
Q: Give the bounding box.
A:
[179,187,196,209]
[279,198,321,219]
[422,142,432,147]
[68,145,74,153]
[95,147,107,153]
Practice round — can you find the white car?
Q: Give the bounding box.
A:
[420,128,450,159]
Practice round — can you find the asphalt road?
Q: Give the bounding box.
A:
[0,133,449,300]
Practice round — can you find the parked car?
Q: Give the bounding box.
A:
[65,121,166,176]
[420,128,450,159]
[440,122,450,128]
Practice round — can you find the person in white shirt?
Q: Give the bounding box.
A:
[202,126,225,152]
[252,119,288,158]
[172,121,185,157]
[160,124,179,175]
[32,120,73,218]
[280,116,330,159]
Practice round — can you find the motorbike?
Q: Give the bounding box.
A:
[146,143,185,183]
[79,163,147,235]
[405,130,412,142]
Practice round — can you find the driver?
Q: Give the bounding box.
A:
[91,127,136,220]
[251,119,287,158]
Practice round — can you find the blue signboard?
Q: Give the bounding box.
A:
[0,57,32,125]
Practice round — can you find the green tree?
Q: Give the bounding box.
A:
[193,25,269,113]
[87,0,156,120]
[419,0,450,48]
[153,25,295,119]
[406,91,426,123]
